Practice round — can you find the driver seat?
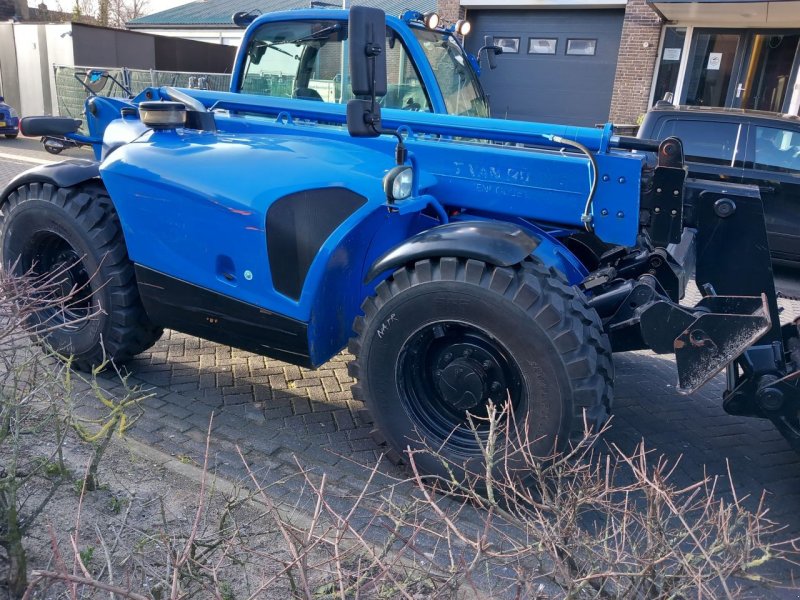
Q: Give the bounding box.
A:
[293,87,324,101]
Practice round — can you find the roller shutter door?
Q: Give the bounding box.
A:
[466,9,624,126]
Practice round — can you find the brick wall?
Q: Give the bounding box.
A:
[0,0,68,21]
[608,0,663,124]
[0,0,18,20]
[437,0,465,26]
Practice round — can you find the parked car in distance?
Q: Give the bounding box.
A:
[0,96,19,139]
[638,105,800,268]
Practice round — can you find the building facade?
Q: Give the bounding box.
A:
[441,0,800,125]
[128,0,800,125]
[646,0,800,117]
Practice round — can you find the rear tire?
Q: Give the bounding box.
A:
[348,257,613,481]
[4,133,17,139]
[0,181,162,369]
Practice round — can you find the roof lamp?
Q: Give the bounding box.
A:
[455,19,471,35]
[423,11,440,29]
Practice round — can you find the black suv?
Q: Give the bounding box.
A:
[638,105,800,267]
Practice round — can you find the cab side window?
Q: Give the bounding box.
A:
[754,126,800,175]
[383,35,430,111]
[240,20,430,111]
[657,119,741,166]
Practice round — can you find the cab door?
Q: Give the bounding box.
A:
[743,123,800,264]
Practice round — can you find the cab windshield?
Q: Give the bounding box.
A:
[412,28,489,118]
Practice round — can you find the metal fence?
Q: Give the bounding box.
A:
[53,65,233,130]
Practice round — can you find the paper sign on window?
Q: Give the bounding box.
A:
[663,47,681,61]
[707,52,722,70]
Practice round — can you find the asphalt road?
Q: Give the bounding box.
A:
[2,135,800,596]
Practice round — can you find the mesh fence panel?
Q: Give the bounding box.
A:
[53,65,233,130]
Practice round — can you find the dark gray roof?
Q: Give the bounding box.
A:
[128,0,435,27]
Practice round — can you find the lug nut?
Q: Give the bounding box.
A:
[435,370,443,377]
[463,349,472,358]
[491,381,502,392]
[443,353,453,363]
[482,360,492,370]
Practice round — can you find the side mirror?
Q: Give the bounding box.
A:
[349,6,386,97]
[478,35,503,70]
[249,42,267,66]
[347,6,387,138]
[232,10,259,28]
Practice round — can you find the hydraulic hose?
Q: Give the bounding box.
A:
[544,134,598,233]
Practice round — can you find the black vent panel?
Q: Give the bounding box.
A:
[267,187,367,300]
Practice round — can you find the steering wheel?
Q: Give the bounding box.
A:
[402,97,421,111]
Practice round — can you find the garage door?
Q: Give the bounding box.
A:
[465,9,624,126]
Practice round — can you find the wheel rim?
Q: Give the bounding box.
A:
[396,321,525,454]
[23,231,94,325]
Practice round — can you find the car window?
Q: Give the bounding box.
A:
[754,126,800,175]
[657,119,741,166]
[240,20,431,111]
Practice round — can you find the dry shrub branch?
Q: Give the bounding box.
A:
[404,400,798,598]
[2,265,796,599]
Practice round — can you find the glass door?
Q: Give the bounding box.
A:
[652,27,687,105]
[732,32,800,112]
[682,31,744,107]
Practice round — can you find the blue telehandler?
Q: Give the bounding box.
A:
[2,6,798,480]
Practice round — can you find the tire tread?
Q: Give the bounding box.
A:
[348,257,614,465]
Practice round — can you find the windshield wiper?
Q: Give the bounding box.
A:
[255,24,342,59]
[285,23,341,45]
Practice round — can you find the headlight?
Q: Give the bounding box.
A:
[383,165,414,202]
[139,101,187,130]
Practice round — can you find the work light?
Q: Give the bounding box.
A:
[384,165,414,202]
[455,20,471,35]
[423,12,440,29]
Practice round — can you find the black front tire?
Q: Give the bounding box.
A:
[348,257,613,479]
[0,182,162,369]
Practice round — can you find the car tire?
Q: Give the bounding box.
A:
[4,133,17,139]
[0,181,163,369]
[348,257,613,480]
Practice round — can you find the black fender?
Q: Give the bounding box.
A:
[365,220,540,283]
[0,159,100,205]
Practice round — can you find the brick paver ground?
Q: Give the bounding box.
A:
[3,142,800,596]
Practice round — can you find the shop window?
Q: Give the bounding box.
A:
[528,38,557,55]
[652,28,686,105]
[657,119,741,166]
[494,37,520,54]
[566,39,596,56]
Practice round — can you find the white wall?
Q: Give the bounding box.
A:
[45,23,75,117]
[13,24,45,116]
[132,27,244,47]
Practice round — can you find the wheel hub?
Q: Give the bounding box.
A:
[397,322,524,452]
[435,357,487,411]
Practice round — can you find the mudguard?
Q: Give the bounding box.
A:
[0,160,100,204]
[364,220,540,282]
